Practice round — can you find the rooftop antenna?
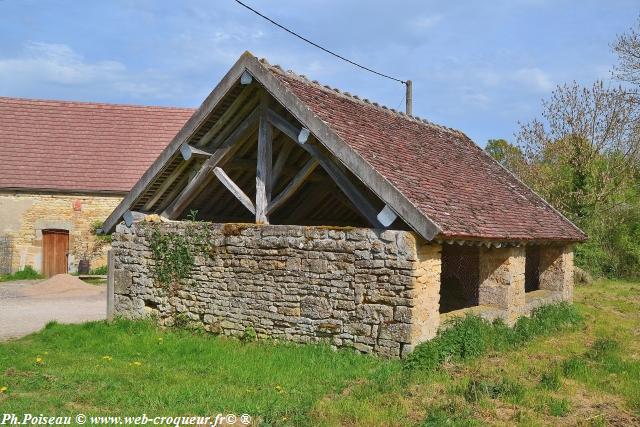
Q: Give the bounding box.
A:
[405,80,413,115]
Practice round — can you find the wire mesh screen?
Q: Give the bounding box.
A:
[0,235,13,275]
[440,244,480,313]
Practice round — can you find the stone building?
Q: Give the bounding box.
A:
[0,97,192,276]
[104,52,586,356]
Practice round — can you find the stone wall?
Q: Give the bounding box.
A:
[111,221,442,357]
[0,191,122,273]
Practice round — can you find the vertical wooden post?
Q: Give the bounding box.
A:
[256,97,273,224]
[106,249,114,322]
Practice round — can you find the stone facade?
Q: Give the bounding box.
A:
[111,221,442,357]
[111,220,575,357]
[0,191,122,273]
[539,245,574,302]
[478,246,526,324]
[474,244,574,325]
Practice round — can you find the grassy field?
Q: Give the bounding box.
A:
[0,280,638,426]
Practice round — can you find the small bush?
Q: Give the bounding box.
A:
[0,266,43,282]
[242,326,257,342]
[404,303,582,371]
[547,397,570,416]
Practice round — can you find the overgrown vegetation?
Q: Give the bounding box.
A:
[148,227,195,286]
[146,214,213,288]
[0,266,43,282]
[404,302,582,371]
[0,280,638,425]
[485,19,640,279]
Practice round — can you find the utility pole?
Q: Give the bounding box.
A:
[405,80,413,115]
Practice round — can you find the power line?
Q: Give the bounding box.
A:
[233,0,406,85]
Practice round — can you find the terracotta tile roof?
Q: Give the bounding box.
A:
[268,66,586,242]
[0,97,194,194]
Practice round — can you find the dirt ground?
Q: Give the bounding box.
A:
[0,274,106,341]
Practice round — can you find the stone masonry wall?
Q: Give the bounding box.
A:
[0,191,122,273]
[111,221,442,358]
[478,246,526,324]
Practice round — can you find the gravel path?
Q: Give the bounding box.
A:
[0,274,106,341]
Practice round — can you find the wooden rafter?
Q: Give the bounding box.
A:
[266,108,383,228]
[213,167,255,214]
[197,85,255,147]
[162,107,260,219]
[103,53,442,239]
[267,158,318,215]
[271,140,294,187]
[142,159,194,211]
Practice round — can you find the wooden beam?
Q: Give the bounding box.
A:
[197,85,255,147]
[180,144,212,161]
[162,108,260,219]
[266,108,383,228]
[271,141,294,187]
[142,159,193,211]
[255,101,273,224]
[267,158,319,215]
[212,167,255,214]
[247,55,442,239]
[102,52,254,233]
[267,108,299,141]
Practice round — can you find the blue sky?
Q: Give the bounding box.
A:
[0,1,636,146]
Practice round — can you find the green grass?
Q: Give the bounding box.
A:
[0,320,379,425]
[1,280,639,426]
[404,302,583,371]
[0,266,43,282]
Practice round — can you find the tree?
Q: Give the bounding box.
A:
[511,18,640,278]
[516,81,640,221]
[485,139,524,170]
[613,17,640,87]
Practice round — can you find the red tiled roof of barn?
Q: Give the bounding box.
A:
[268,67,585,242]
[0,97,194,194]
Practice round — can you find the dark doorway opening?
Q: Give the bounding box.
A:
[440,244,480,313]
[525,246,541,292]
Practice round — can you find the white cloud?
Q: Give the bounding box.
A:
[0,42,180,99]
[512,67,554,92]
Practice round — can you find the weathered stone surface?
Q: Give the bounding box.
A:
[478,246,525,324]
[112,223,428,357]
[113,269,132,293]
[111,221,574,357]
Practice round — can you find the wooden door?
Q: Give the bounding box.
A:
[42,230,69,277]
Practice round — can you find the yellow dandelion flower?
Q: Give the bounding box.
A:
[35,357,44,364]
[0,386,7,393]
[131,361,142,367]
